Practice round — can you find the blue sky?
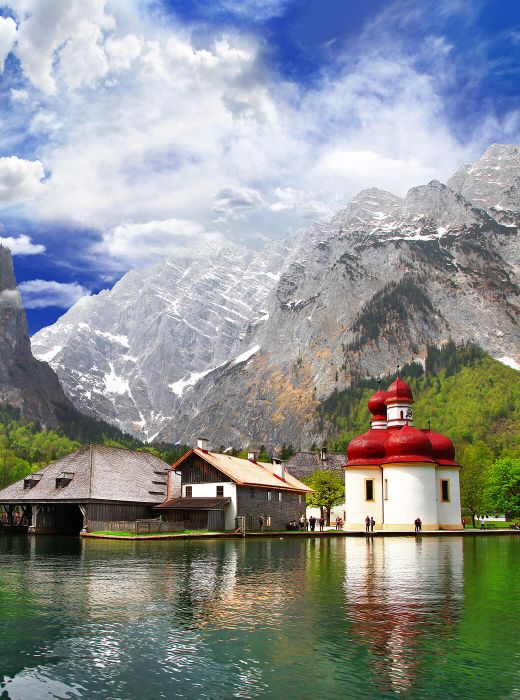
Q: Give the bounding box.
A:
[0,0,519,333]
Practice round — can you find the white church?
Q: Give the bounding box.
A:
[344,376,462,531]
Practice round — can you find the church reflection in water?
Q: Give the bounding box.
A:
[343,536,464,693]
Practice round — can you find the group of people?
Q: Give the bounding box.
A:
[287,515,326,531]
[364,515,375,532]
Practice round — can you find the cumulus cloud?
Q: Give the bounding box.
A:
[0,233,45,255]
[0,157,45,204]
[103,218,228,265]
[213,186,266,221]
[0,289,22,307]
[0,16,16,72]
[18,279,90,308]
[8,0,114,93]
[1,0,518,272]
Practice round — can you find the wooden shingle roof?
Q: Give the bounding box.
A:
[173,449,313,493]
[0,444,171,504]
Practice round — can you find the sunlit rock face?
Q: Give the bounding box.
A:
[0,246,74,429]
[32,242,289,441]
[33,146,520,446]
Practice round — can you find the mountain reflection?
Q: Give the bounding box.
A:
[343,536,464,693]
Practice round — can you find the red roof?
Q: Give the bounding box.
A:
[347,428,387,466]
[383,424,434,463]
[384,376,414,405]
[421,430,458,466]
[368,389,387,418]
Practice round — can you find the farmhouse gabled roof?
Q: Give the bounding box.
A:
[172,448,313,493]
[0,444,170,504]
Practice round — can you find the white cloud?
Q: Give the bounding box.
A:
[9,88,29,102]
[0,16,17,72]
[8,0,114,93]
[0,289,22,307]
[1,0,519,270]
[0,233,45,255]
[103,218,228,264]
[18,279,90,308]
[0,157,45,204]
[213,186,266,221]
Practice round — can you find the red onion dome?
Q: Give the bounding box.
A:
[347,429,387,466]
[422,430,458,466]
[384,376,414,405]
[368,389,387,418]
[383,424,434,463]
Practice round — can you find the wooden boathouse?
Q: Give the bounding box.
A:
[0,444,174,535]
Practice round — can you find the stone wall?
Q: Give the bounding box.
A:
[236,487,305,531]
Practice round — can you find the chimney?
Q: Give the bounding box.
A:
[320,446,327,461]
[197,437,209,453]
[247,450,258,463]
[272,456,285,480]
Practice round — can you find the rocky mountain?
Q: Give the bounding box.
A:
[152,144,520,447]
[0,245,76,429]
[32,144,520,447]
[32,242,288,440]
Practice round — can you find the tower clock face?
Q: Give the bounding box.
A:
[405,408,413,419]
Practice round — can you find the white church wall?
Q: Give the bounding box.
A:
[436,467,462,529]
[344,468,383,530]
[382,465,438,530]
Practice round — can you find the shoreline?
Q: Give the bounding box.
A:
[79,528,520,541]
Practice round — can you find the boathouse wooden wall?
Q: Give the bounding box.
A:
[87,502,155,522]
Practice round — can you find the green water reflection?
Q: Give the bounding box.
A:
[0,535,518,699]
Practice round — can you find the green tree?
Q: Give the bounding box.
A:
[485,458,520,519]
[459,441,493,526]
[303,470,344,525]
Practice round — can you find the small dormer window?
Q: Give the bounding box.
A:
[55,472,74,489]
[24,473,42,490]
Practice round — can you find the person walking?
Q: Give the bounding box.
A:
[370,516,375,533]
[319,516,325,532]
[259,514,265,532]
[365,515,371,533]
[299,515,305,531]
[335,516,341,531]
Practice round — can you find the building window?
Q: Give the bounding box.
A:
[298,494,302,504]
[278,492,282,502]
[216,485,223,497]
[384,479,388,500]
[267,491,272,501]
[441,479,450,502]
[185,486,192,497]
[365,479,375,501]
[266,516,272,527]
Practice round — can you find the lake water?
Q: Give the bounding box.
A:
[0,535,518,699]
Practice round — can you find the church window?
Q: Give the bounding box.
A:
[441,479,450,502]
[400,410,404,420]
[384,479,388,500]
[365,479,375,501]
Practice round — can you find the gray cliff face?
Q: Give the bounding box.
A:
[0,246,74,428]
[153,147,520,448]
[32,242,289,440]
[32,145,520,447]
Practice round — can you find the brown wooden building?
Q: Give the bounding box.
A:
[0,444,175,534]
